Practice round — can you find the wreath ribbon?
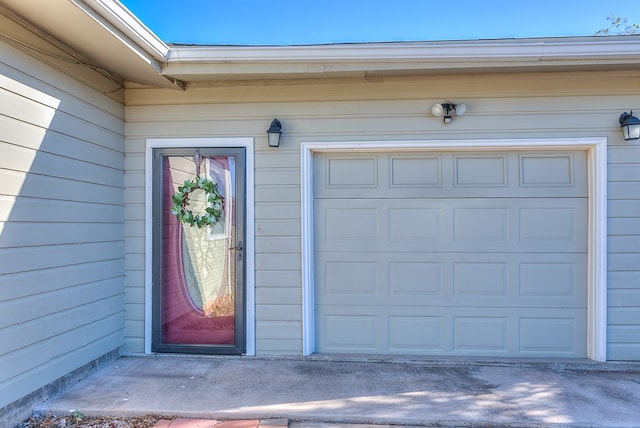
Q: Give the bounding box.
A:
[171,176,224,228]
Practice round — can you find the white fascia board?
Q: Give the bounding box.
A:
[539,37,640,60]
[72,0,169,62]
[167,41,546,63]
[166,37,640,69]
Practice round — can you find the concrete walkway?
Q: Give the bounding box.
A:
[33,356,640,427]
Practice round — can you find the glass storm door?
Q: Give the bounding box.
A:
[152,148,245,354]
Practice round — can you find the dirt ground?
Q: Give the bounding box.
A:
[18,414,162,428]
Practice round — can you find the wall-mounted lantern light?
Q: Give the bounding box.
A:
[267,118,282,147]
[619,111,640,141]
[432,102,466,124]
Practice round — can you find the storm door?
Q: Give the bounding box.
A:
[152,148,245,354]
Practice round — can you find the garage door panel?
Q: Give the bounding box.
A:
[453,316,509,352]
[388,261,443,296]
[519,261,585,301]
[314,150,588,358]
[325,156,379,188]
[322,314,378,351]
[519,317,582,354]
[314,152,587,199]
[322,260,379,295]
[388,315,443,351]
[316,252,586,308]
[318,305,446,354]
[315,198,587,253]
[454,262,508,297]
[454,207,508,241]
[390,155,442,187]
[453,154,508,187]
[519,153,583,187]
[324,207,379,241]
[519,205,583,243]
[317,305,586,356]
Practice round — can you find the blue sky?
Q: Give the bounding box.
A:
[120,0,640,45]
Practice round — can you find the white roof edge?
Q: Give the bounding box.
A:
[80,0,170,60]
[166,36,640,64]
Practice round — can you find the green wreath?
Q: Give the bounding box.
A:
[171,176,224,228]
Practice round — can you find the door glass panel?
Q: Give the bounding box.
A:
[159,153,240,348]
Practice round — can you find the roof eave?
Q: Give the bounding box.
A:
[81,0,169,61]
[162,37,640,81]
[0,0,182,89]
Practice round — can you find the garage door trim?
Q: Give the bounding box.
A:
[301,138,607,361]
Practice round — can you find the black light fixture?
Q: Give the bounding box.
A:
[266,118,282,147]
[431,102,467,124]
[619,111,640,141]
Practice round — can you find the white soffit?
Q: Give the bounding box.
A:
[0,0,180,89]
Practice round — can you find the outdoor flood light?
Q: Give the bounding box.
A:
[619,111,640,141]
[432,102,467,124]
[267,118,282,147]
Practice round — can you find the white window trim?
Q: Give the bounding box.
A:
[144,137,255,355]
[301,138,607,361]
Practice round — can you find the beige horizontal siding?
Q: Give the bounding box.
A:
[124,70,640,359]
[125,71,640,105]
[125,109,622,141]
[0,115,123,168]
[607,140,640,360]
[0,197,122,224]
[256,270,302,287]
[256,305,303,321]
[256,237,301,254]
[255,202,301,220]
[1,329,122,411]
[2,170,122,204]
[256,220,301,237]
[256,339,303,355]
[255,286,302,305]
[0,288,123,346]
[122,135,146,351]
[255,152,301,168]
[0,223,122,248]
[0,36,125,409]
[0,259,122,303]
[1,242,122,275]
[0,143,122,185]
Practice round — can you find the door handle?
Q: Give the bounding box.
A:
[229,241,243,261]
[229,241,243,251]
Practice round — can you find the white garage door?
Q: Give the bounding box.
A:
[314,151,588,358]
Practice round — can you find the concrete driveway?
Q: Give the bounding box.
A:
[33,356,640,427]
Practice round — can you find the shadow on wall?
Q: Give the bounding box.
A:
[0,67,126,418]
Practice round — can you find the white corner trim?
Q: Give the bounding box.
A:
[144,145,153,354]
[144,137,256,355]
[300,146,315,356]
[301,137,607,361]
[589,139,608,362]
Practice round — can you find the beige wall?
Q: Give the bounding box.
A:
[124,70,640,360]
[0,27,126,411]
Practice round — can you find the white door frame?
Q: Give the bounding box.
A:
[144,137,255,355]
[301,137,607,361]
